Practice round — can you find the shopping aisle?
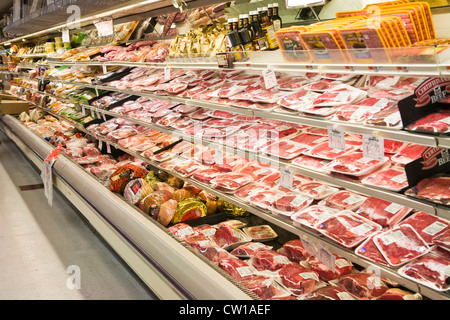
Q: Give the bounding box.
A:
[0,130,158,300]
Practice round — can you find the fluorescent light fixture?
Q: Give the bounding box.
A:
[0,0,162,45]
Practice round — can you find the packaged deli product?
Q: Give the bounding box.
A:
[243,225,278,242]
[373,224,430,267]
[171,198,207,224]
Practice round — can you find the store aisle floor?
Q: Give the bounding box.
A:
[0,130,158,300]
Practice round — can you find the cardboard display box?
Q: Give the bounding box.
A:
[0,100,29,115]
[0,94,18,100]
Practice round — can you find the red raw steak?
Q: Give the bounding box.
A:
[277,262,320,295]
[399,211,450,244]
[337,272,389,299]
[356,196,411,227]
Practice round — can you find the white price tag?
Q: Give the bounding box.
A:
[262,65,277,89]
[90,109,95,118]
[363,134,384,161]
[102,111,107,122]
[301,237,317,256]
[327,126,346,151]
[106,143,111,154]
[62,27,70,43]
[280,167,294,190]
[215,147,224,165]
[81,106,86,116]
[94,18,114,37]
[164,67,171,81]
[317,243,336,272]
[41,157,55,206]
[102,64,107,74]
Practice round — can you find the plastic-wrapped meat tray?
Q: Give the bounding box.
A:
[355,232,390,267]
[269,192,313,217]
[310,84,367,107]
[373,224,430,267]
[210,172,253,193]
[278,90,320,110]
[306,254,353,282]
[234,184,271,202]
[405,110,450,134]
[364,104,403,129]
[291,205,339,231]
[243,225,278,242]
[355,196,412,228]
[323,152,389,177]
[404,176,450,206]
[238,162,279,180]
[315,211,382,248]
[212,223,252,250]
[261,139,307,160]
[398,211,450,245]
[302,142,358,160]
[247,188,282,210]
[391,143,427,165]
[248,249,292,272]
[218,257,257,282]
[230,242,273,258]
[192,167,223,184]
[319,191,367,211]
[397,248,450,292]
[291,156,331,173]
[297,182,340,200]
[277,262,320,296]
[173,160,204,177]
[361,167,410,192]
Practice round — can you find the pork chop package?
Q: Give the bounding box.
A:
[336,272,389,299]
[404,175,450,206]
[397,247,450,291]
[291,205,339,231]
[355,196,412,228]
[355,232,391,267]
[318,190,368,211]
[315,211,382,248]
[398,211,450,245]
[361,166,410,192]
[323,151,389,177]
[373,224,431,267]
[305,254,353,281]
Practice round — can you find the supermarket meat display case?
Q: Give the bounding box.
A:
[1,0,450,300]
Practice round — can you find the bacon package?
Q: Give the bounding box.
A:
[315,211,382,248]
[373,224,430,267]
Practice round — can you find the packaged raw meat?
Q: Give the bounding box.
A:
[299,286,357,300]
[150,151,177,163]
[433,229,450,252]
[406,109,450,134]
[397,247,450,291]
[391,144,428,165]
[243,225,278,242]
[277,262,320,296]
[311,84,367,107]
[337,272,389,299]
[302,142,358,160]
[278,90,320,110]
[192,167,223,184]
[291,205,339,231]
[315,211,382,248]
[331,105,374,123]
[361,166,409,192]
[299,105,338,118]
[238,162,279,180]
[303,78,340,92]
[364,104,403,129]
[323,152,389,176]
[192,224,217,237]
[230,242,273,258]
[210,172,253,193]
[251,89,286,104]
[269,192,313,217]
[278,239,312,262]
[249,250,292,272]
[234,184,270,203]
[355,232,391,267]
[384,139,406,154]
[319,191,368,211]
[248,188,282,210]
[218,257,257,282]
[375,288,422,300]
[173,160,204,177]
[291,156,331,173]
[168,223,197,240]
[241,275,291,300]
[399,211,450,245]
[297,182,340,200]
[368,87,414,101]
[211,223,252,250]
[405,176,450,205]
[356,196,412,228]
[261,140,307,160]
[306,254,353,281]
[215,219,248,229]
[277,77,310,91]
[373,224,430,267]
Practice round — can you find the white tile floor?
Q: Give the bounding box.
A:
[0,130,158,300]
